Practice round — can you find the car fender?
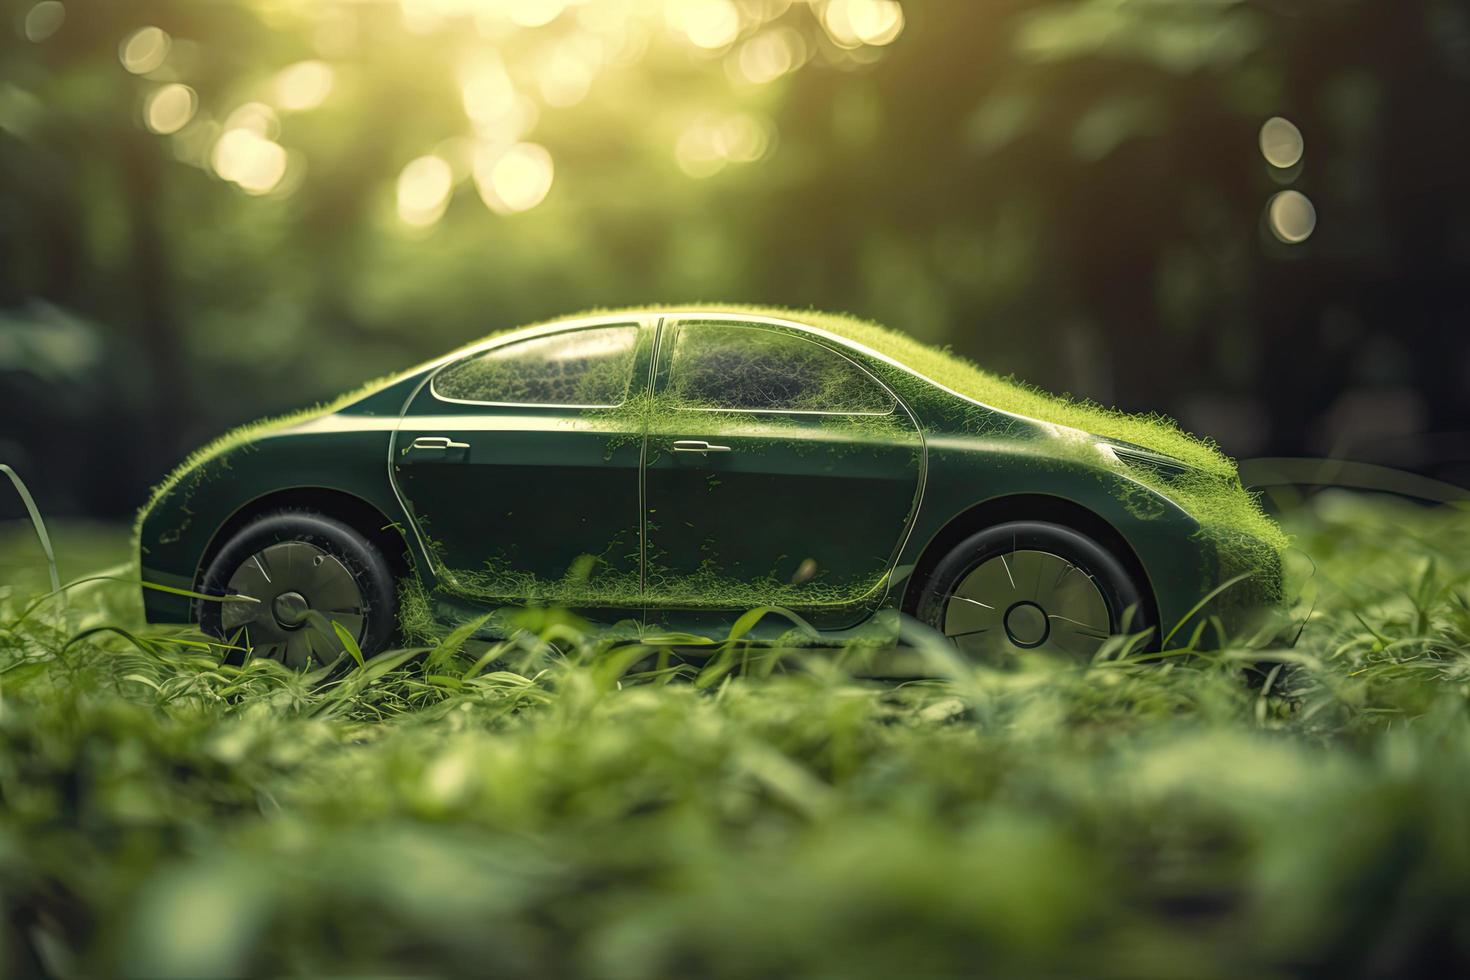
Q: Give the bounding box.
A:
[892,438,1217,639]
[137,416,427,623]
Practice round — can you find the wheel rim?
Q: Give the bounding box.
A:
[942,548,1113,662]
[220,541,366,667]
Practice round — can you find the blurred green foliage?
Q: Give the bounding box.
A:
[4,0,1470,515]
[3,494,1470,974]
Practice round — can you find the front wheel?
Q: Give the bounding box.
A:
[197,511,398,667]
[913,521,1153,663]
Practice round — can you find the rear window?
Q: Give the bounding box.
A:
[667,322,895,414]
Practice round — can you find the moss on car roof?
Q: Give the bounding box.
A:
[660,305,1234,473]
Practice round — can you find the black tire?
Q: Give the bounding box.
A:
[197,511,398,661]
[913,521,1154,659]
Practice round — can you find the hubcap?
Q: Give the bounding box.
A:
[221,541,366,667]
[1002,600,1050,648]
[942,549,1113,662]
[272,591,310,628]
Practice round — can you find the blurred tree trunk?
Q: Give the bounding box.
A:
[119,130,187,477]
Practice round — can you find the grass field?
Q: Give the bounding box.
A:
[2,493,1470,976]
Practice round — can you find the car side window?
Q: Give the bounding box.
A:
[433,325,639,407]
[667,322,895,414]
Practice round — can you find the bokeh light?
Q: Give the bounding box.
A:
[1268,189,1316,244]
[675,125,725,178]
[144,84,197,135]
[120,26,171,75]
[212,129,288,195]
[675,112,772,177]
[397,155,455,227]
[460,54,517,125]
[23,1,65,43]
[473,141,554,214]
[223,102,279,140]
[94,0,918,217]
[1259,116,1304,169]
[170,118,220,169]
[273,61,335,112]
[847,0,906,46]
[718,113,770,161]
[736,28,805,84]
[507,0,566,29]
[536,42,597,107]
[671,0,742,51]
[821,0,906,49]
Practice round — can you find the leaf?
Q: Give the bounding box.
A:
[333,620,366,669]
[427,612,495,669]
[591,643,655,690]
[119,673,162,691]
[1161,572,1255,648]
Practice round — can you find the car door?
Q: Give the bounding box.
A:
[391,320,650,615]
[642,318,924,631]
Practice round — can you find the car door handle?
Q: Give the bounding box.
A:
[672,440,732,455]
[403,435,470,460]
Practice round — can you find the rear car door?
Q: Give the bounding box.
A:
[391,320,650,615]
[642,318,924,631]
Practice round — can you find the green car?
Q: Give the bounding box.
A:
[137,307,1285,665]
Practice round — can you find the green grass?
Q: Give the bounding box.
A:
[3,494,1470,976]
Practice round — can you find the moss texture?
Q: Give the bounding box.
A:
[139,305,1285,619]
[134,376,396,546]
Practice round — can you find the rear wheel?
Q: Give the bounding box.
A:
[914,521,1152,663]
[198,511,398,667]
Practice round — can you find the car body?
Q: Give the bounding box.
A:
[137,308,1285,654]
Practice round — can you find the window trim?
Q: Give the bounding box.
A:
[665,320,899,417]
[429,322,642,410]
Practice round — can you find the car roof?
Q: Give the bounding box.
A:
[430,306,958,403]
[389,304,1237,482]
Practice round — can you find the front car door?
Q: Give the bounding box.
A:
[642,317,925,631]
[391,319,651,618]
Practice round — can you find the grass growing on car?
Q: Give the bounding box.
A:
[3,492,1470,976]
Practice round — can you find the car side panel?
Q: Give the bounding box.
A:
[138,417,421,624]
[892,438,1219,640]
